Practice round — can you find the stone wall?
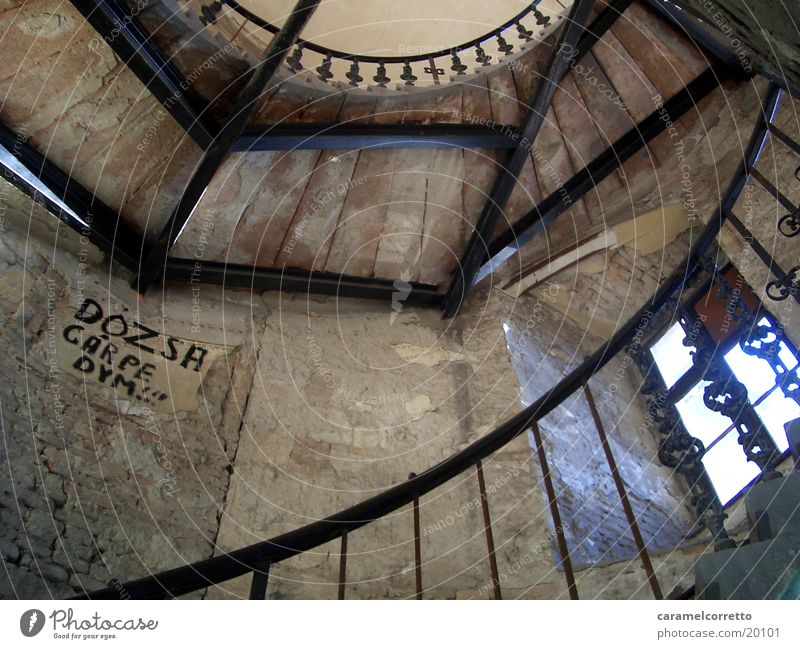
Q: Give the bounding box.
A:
[0,179,258,597]
[503,297,695,571]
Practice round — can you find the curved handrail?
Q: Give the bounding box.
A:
[223,0,546,64]
[76,83,781,600]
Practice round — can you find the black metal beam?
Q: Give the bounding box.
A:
[474,64,729,283]
[135,0,321,293]
[575,0,634,55]
[443,0,598,318]
[68,0,215,149]
[234,123,519,151]
[163,259,443,306]
[0,121,145,271]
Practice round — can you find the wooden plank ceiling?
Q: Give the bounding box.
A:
[6,0,708,290]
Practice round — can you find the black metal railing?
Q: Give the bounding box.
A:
[193,0,560,88]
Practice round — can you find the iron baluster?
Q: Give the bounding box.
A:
[316,52,333,82]
[516,20,533,41]
[338,530,348,600]
[450,51,467,75]
[346,58,363,87]
[287,44,304,72]
[424,57,445,85]
[400,59,417,86]
[584,383,663,599]
[475,461,502,600]
[475,44,492,66]
[410,473,423,599]
[530,422,578,599]
[373,60,390,87]
[249,560,271,599]
[496,33,513,56]
[200,0,223,25]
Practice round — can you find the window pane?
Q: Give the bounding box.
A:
[724,344,779,401]
[651,322,695,389]
[675,381,732,447]
[702,432,761,505]
[755,390,800,453]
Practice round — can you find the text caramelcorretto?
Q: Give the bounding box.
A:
[658,612,752,621]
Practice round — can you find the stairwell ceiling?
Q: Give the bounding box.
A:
[244,0,568,58]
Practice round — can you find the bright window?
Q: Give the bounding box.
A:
[649,301,800,506]
[651,322,696,389]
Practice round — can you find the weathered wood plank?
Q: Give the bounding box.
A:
[488,64,523,128]
[228,149,321,267]
[171,151,279,261]
[251,82,307,124]
[322,147,395,277]
[123,137,205,241]
[627,2,708,78]
[593,30,660,123]
[611,11,685,99]
[337,91,379,126]
[372,147,429,281]
[410,86,465,285]
[569,52,645,197]
[297,87,346,123]
[419,145,466,285]
[551,71,619,221]
[274,149,359,271]
[322,91,407,277]
[231,83,351,268]
[532,105,592,245]
[29,62,189,223]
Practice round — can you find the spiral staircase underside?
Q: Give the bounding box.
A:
[2,0,718,296]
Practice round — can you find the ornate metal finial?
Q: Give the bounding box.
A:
[515,21,533,41]
[373,60,390,88]
[200,1,223,26]
[400,60,417,86]
[496,34,513,56]
[316,52,333,83]
[287,44,304,72]
[450,51,467,75]
[534,7,551,27]
[346,58,363,87]
[475,44,492,66]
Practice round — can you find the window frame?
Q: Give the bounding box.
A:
[645,265,797,508]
